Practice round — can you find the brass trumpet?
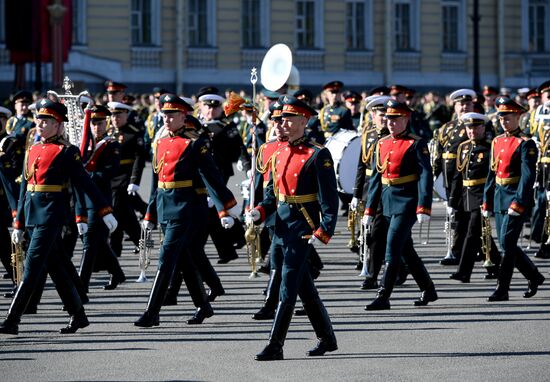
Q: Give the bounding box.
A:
[347,204,360,250]
[10,242,24,286]
[480,207,494,268]
[137,227,153,283]
[245,223,262,278]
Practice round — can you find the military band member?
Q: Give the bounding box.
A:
[362,100,437,310]
[343,90,363,130]
[248,95,338,360]
[135,95,237,327]
[107,101,146,257]
[79,105,126,291]
[319,81,354,141]
[520,88,541,136]
[144,87,168,160]
[534,114,550,259]
[198,89,245,263]
[448,112,501,282]
[5,90,34,139]
[294,89,324,144]
[0,106,15,281]
[482,98,545,301]
[434,89,476,266]
[0,99,118,335]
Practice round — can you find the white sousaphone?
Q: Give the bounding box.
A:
[260,43,300,95]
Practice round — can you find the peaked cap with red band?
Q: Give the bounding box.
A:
[280,95,317,119]
[160,93,193,113]
[36,99,68,122]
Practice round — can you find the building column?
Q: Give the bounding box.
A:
[385,0,393,85]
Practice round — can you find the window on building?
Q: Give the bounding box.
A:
[394,0,420,52]
[189,0,216,47]
[296,0,316,49]
[242,0,261,48]
[528,0,549,52]
[72,0,87,46]
[442,0,465,53]
[346,1,366,50]
[131,0,154,46]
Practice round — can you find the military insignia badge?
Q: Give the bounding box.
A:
[323,159,333,168]
[330,115,340,123]
[200,145,208,154]
[422,147,429,155]
[528,148,537,156]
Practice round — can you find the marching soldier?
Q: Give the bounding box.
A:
[135,94,237,327]
[247,95,338,361]
[342,90,363,130]
[362,100,437,310]
[534,114,550,259]
[0,99,118,335]
[294,89,324,144]
[79,105,126,291]
[482,98,545,301]
[519,88,540,136]
[433,89,476,266]
[107,101,146,257]
[5,90,34,139]
[198,89,246,263]
[448,112,501,282]
[319,81,354,142]
[143,87,168,160]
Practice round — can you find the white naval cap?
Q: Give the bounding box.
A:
[198,94,225,105]
[366,95,392,111]
[449,89,476,102]
[107,101,133,112]
[0,106,12,118]
[460,112,489,125]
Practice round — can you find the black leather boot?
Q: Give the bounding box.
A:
[135,270,169,327]
[304,299,337,356]
[414,284,438,306]
[524,274,545,298]
[60,307,90,334]
[366,262,398,310]
[104,272,126,290]
[0,281,35,335]
[255,302,293,361]
[163,270,183,306]
[487,287,509,302]
[253,270,280,320]
[187,303,214,324]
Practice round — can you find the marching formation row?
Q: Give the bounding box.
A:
[0,78,548,362]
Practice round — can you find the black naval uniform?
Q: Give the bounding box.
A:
[201,117,246,262]
[110,122,146,257]
[434,118,469,263]
[448,138,501,281]
[79,134,126,291]
[534,126,550,258]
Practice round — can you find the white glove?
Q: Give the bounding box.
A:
[103,213,118,233]
[77,222,88,236]
[350,197,359,210]
[246,169,252,179]
[207,196,215,208]
[245,209,261,225]
[127,183,140,195]
[236,159,244,172]
[446,206,456,216]
[482,209,490,218]
[228,204,241,219]
[220,216,234,229]
[308,235,324,248]
[507,208,520,216]
[546,191,550,201]
[11,229,23,245]
[534,182,540,189]
[142,220,154,231]
[362,215,374,226]
[417,213,431,224]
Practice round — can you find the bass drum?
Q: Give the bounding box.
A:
[325,130,361,194]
